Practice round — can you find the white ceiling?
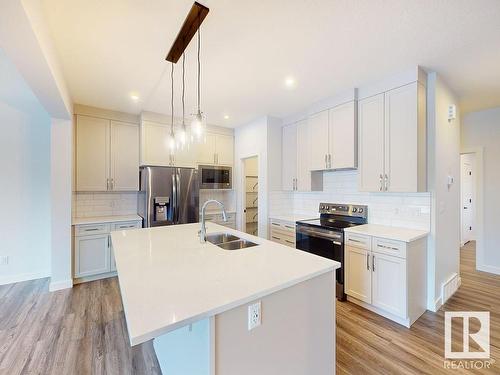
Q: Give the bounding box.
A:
[41,0,500,127]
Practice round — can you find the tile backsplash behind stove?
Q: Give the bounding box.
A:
[269,170,431,230]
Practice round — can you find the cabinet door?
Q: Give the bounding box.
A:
[143,122,171,166]
[197,133,217,165]
[308,110,329,171]
[296,120,312,191]
[172,127,197,168]
[329,101,357,169]
[372,252,407,318]
[384,83,418,192]
[76,115,109,191]
[358,94,385,192]
[345,246,372,303]
[110,121,139,191]
[282,124,297,191]
[215,134,234,166]
[74,234,110,277]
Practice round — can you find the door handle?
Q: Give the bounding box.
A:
[372,254,375,271]
[324,154,328,169]
[176,172,181,223]
[172,173,177,223]
[379,174,383,191]
[384,174,388,191]
[366,253,370,270]
[328,154,332,169]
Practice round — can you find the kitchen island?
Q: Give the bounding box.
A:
[111,222,338,375]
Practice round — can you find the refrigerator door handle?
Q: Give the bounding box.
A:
[172,173,177,224]
[175,171,181,223]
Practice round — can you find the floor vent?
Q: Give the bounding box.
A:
[442,273,461,304]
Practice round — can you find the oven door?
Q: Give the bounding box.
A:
[296,225,345,300]
[199,165,232,189]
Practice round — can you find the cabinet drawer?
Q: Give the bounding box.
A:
[345,233,371,250]
[372,237,406,258]
[270,231,296,248]
[270,220,295,234]
[75,223,110,236]
[112,221,142,231]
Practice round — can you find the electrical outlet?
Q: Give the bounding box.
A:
[0,256,8,266]
[248,301,261,331]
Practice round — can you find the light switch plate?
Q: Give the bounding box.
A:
[248,301,261,331]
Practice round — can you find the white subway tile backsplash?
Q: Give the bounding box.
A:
[269,171,431,230]
[73,192,138,218]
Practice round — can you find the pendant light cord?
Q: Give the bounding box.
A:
[197,22,201,113]
[171,62,174,136]
[182,53,185,126]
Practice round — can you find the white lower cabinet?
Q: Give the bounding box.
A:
[74,234,110,278]
[344,232,426,327]
[73,219,141,282]
[269,218,296,248]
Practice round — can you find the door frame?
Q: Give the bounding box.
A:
[460,148,484,273]
[239,155,259,235]
[460,153,475,246]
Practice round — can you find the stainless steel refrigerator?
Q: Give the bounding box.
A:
[138,166,199,227]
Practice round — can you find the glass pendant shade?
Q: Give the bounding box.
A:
[191,110,206,142]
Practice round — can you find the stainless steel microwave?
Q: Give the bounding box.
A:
[199,165,232,189]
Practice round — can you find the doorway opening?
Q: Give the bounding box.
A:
[460,153,476,246]
[242,156,258,236]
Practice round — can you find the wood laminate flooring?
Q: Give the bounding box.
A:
[0,241,498,374]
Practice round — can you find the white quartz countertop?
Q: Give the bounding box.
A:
[72,214,142,226]
[111,222,338,346]
[269,214,318,224]
[344,224,429,242]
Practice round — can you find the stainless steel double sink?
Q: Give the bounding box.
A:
[206,233,258,250]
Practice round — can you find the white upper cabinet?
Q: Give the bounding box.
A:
[110,121,139,191]
[215,134,234,166]
[142,121,170,166]
[358,82,426,192]
[329,101,357,169]
[282,120,322,192]
[308,102,357,171]
[196,133,217,165]
[308,110,329,171]
[358,94,385,192]
[76,115,139,192]
[76,115,109,191]
[282,123,297,191]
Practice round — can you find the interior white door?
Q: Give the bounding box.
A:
[215,134,234,166]
[76,115,109,191]
[329,101,357,169]
[384,83,418,192]
[296,120,312,191]
[345,246,372,303]
[110,121,139,191]
[282,123,297,191]
[197,133,217,165]
[75,234,111,277]
[461,155,474,244]
[308,110,329,171]
[358,94,385,191]
[371,252,407,318]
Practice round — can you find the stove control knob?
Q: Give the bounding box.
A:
[359,208,364,213]
[352,207,357,213]
[320,205,325,210]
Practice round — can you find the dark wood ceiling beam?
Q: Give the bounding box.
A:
[165,2,209,63]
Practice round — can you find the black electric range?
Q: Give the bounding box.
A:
[295,203,368,300]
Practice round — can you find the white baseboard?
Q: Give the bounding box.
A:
[0,270,50,286]
[477,263,500,276]
[49,278,73,292]
[346,296,411,328]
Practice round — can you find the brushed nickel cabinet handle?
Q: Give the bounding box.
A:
[366,253,370,271]
[372,254,375,271]
[379,174,383,191]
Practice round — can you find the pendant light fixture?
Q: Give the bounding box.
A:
[168,62,176,153]
[191,17,206,142]
[176,52,188,149]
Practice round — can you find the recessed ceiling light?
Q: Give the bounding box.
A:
[285,77,296,88]
[130,94,140,102]
[224,115,229,120]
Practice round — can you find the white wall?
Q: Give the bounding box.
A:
[0,49,52,285]
[235,117,269,237]
[462,107,500,274]
[426,72,461,309]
